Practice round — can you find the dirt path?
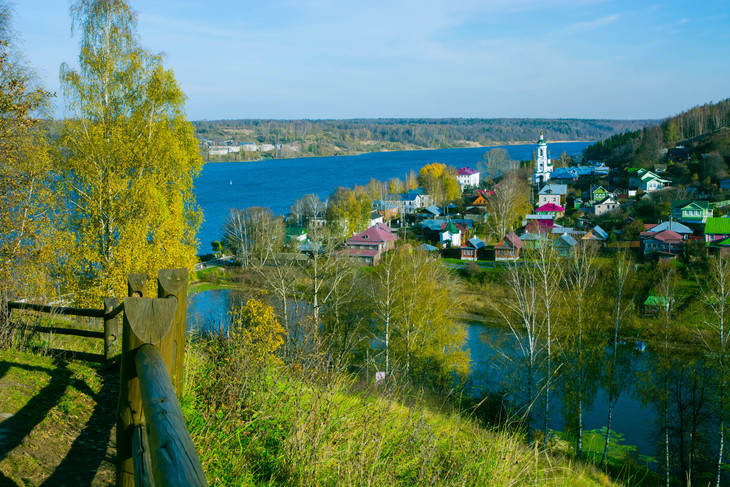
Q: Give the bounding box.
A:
[0,352,117,486]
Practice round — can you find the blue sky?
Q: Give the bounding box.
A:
[12,0,730,121]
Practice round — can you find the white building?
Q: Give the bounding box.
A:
[532,131,553,184]
[456,167,480,190]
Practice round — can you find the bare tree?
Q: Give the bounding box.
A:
[698,254,730,487]
[600,251,633,467]
[560,241,600,457]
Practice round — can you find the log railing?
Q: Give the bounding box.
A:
[116,268,206,487]
[6,298,121,362]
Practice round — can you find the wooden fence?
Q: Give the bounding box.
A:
[7,298,121,363]
[6,268,207,487]
[117,268,206,487]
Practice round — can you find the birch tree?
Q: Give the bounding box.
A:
[699,254,730,487]
[600,251,634,467]
[559,241,600,458]
[56,0,202,304]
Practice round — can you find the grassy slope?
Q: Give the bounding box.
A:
[0,350,117,485]
[181,344,616,486]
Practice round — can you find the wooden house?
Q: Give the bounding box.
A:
[495,232,523,261]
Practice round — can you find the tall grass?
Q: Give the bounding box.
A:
[182,335,614,486]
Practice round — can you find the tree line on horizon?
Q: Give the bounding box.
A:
[194,117,652,160]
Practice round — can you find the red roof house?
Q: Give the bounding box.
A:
[344,223,398,266]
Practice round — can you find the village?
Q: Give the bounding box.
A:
[272,131,730,271]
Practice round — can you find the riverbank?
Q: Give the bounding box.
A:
[204,139,595,163]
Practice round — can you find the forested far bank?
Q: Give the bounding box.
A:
[195,118,653,161]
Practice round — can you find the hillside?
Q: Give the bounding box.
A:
[583,98,730,187]
[194,118,653,161]
[181,340,624,486]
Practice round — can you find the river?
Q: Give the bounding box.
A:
[193,142,591,252]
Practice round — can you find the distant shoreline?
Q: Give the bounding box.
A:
[203,139,594,164]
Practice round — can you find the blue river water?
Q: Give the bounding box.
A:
[193,142,591,252]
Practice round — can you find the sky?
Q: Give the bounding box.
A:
[11,0,730,121]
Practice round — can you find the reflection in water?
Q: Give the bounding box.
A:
[189,290,725,482]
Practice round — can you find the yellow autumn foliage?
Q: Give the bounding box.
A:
[230,298,285,366]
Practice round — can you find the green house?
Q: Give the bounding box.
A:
[671,200,712,223]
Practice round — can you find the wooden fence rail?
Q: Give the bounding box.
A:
[6,298,121,362]
[117,269,206,487]
[5,268,205,485]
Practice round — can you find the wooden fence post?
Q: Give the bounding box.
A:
[104,298,119,362]
[157,268,188,396]
[117,273,148,487]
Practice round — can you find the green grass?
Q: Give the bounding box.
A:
[182,340,615,486]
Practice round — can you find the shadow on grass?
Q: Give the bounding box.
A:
[39,364,117,487]
[0,359,117,487]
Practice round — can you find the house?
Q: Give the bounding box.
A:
[628,168,671,192]
[591,196,620,216]
[554,233,578,257]
[368,211,384,227]
[285,227,308,245]
[417,205,442,220]
[550,168,579,183]
[537,184,568,207]
[344,223,398,266]
[671,200,713,224]
[535,203,565,219]
[644,295,670,315]
[641,230,684,259]
[591,186,612,203]
[524,219,555,235]
[519,231,548,249]
[645,220,693,239]
[495,232,523,261]
[470,193,490,206]
[456,167,480,189]
[464,205,488,223]
[582,225,608,242]
[705,217,730,243]
[421,219,472,244]
[720,179,730,191]
[373,200,398,221]
[461,237,485,261]
[384,192,425,215]
[440,220,463,248]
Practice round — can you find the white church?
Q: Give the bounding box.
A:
[532,131,553,184]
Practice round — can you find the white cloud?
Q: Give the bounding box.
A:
[567,14,619,32]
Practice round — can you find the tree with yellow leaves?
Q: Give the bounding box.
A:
[229,298,285,367]
[56,0,202,305]
[0,2,57,310]
[417,162,460,204]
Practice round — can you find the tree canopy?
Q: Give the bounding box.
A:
[56,0,202,304]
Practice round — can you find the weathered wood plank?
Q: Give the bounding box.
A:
[132,423,155,487]
[27,325,104,339]
[118,273,149,487]
[8,301,105,318]
[157,268,188,396]
[104,298,120,361]
[122,297,177,345]
[135,344,207,487]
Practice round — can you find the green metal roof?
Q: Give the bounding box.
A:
[706,217,730,235]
